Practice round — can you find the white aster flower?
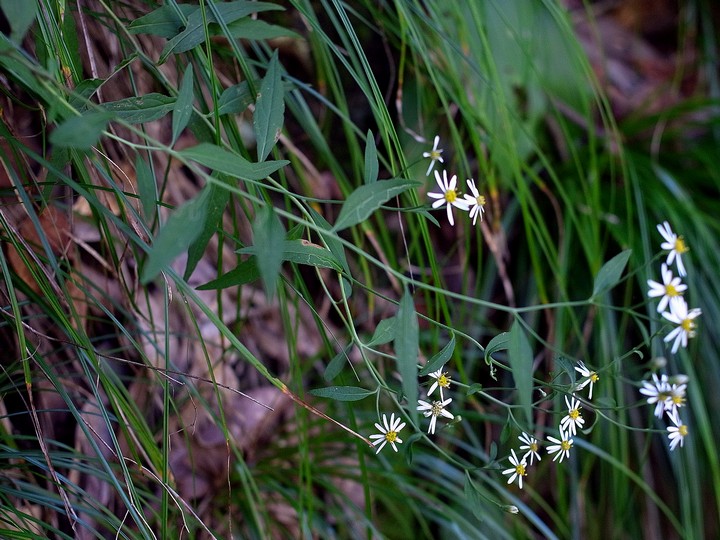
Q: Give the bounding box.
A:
[667,410,688,451]
[427,367,452,401]
[518,432,542,466]
[662,296,702,354]
[417,398,453,435]
[560,395,585,437]
[369,413,406,454]
[461,178,486,225]
[574,361,599,400]
[657,221,689,276]
[502,449,527,489]
[647,263,687,313]
[546,427,574,463]
[428,170,469,226]
[664,382,687,419]
[639,373,671,418]
[422,135,444,176]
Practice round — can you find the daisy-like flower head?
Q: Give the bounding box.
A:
[639,373,671,418]
[662,296,702,354]
[461,178,486,225]
[574,361,599,400]
[647,263,687,313]
[664,382,687,419]
[417,398,453,435]
[667,410,689,451]
[657,221,689,276]
[428,170,469,227]
[427,367,452,401]
[546,427,574,463]
[518,432,542,466]
[422,135,444,176]
[368,413,406,454]
[502,449,528,489]
[560,395,585,437]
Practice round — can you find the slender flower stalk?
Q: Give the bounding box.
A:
[427,170,469,226]
[502,449,528,489]
[647,263,687,313]
[422,135,444,176]
[417,398,454,435]
[662,296,702,354]
[369,413,406,454]
[657,221,689,276]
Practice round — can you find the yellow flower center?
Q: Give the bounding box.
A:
[429,149,442,160]
[386,430,398,443]
[674,236,689,254]
[657,391,670,402]
[529,442,538,453]
[430,401,444,417]
[561,440,572,451]
[665,283,680,297]
[444,190,457,203]
[515,463,526,476]
[476,195,486,206]
[438,373,451,388]
[681,318,696,334]
[590,373,599,383]
[569,408,580,420]
[679,425,688,437]
[671,394,685,406]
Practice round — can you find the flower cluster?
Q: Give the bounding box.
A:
[424,137,486,227]
[642,222,699,451]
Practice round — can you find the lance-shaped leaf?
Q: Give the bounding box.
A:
[128,4,195,37]
[396,289,419,425]
[309,386,374,402]
[254,50,285,161]
[239,239,342,271]
[364,130,378,184]
[592,249,632,297]
[218,81,253,115]
[508,320,533,426]
[333,178,419,232]
[101,93,175,123]
[180,143,287,181]
[172,65,195,145]
[196,258,261,290]
[252,206,285,299]
[1,0,37,44]
[324,343,353,382]
[49,112,114,149]
[367,317,397,347]
[419,335,455,376]
[484,331,510,365]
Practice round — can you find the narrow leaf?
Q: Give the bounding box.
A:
[218,81,253,115]
[172,65,195,145]
[227,18,301,41]
[239,239,342,271]
[396,289,419,425]
[49,112,114,149]
[128,4,196,37]
[592,249,632,297]
[0,0,36,43]
[196,258,260,290]
[101,93,175,123]
[307,207,350,276]
[135,154,157,221]
[508,320,533,426]
[252,206,285,299]
[484,331,510,365]
[141,186,211,283]
[181,143,288,181]
[254,50,285,161]
[367,317,397,347]
[333,178,420,232]
[324,343,353,382]
[184,179,231,279]
[419,335,455,376]
[364,130,378,184]
[309,386,374,401]
[464,476,486,524]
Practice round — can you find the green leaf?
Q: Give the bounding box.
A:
[367,316,397,347]
[69,79,103,110]
[484,331,510,365]
[218,82,253,115]
[363,130,378,184]
[239,239,342,271]
[180,143,288,181]
[508,320,533,426]
[135,154,158,221]
[227,18,301,41]
[159,2,283,63]
[128,4,196,37]
[419,335,455,376]
[196,258,260,290]
[395,289,419,425]
[307,207,350,276]
[172,65,195,145]
[333,178,420,232]
[101,93,176,123]
[254,50,285,161]
[252,206,285,299]
[463,476,486,523]
[0,0,36,43]
[324,343,353,382]
[309,386,374,401]
[592,249,632,297]
[184,179,231,280]
[49,112,114,149]
[141,186,212,283]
